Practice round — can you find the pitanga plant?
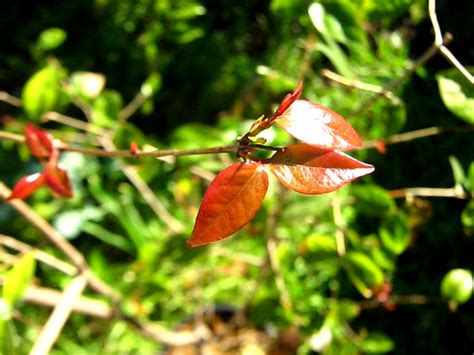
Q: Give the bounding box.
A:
[6,83,373,248]
[187,82,374,247]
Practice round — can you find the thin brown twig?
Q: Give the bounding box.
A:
[0,91,22,107]
[99,135,185,234]
[120,91,148,122]
[264,187,294,316]
[0,235,77,276]
[0,278,112,318]
[42,111,105,135]
[358,294,432,310]
[331,194,346,257]
[0,128,239,158]
[0,273,210,347]
[266,238,293,314]
[350,33,451,117]
[389,187,467,199]
[321,69,398,101]
[351,0,472,116]
[0,181,207,347]
[363,125,474,149]
[29,273,89,355]
[429,0,473,84]
[0,182,121,304]
[0,184,88,270]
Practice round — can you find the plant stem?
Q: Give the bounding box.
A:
[389,187,467,199]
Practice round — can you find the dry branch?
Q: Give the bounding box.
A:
[29,274,89,355]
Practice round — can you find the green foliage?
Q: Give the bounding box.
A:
[440,269,473,305]
[437,67,474,124]
[37,28,67,52]
[346,252,384,294]
[21,63,68,120]
[2,253,36,308]
[379,210,410,255]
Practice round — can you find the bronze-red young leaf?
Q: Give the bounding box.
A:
[275,100,363,150]
[44,149,73,198]
[275,81,303,117]
[187,161,268,247]
[6,172,45,200]
[24,124,54,159]
[266,144,374,195]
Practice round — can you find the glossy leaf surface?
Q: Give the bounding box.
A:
[24,124,54,159]
[275,100,363,150]
[6,172,45,200]
[275,81,303,117]
[187,162,268,247]
[267,144,374,195]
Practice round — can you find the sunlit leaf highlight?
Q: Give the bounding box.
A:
[6,172,45,200]
[267,144,374,195]
[276,100,363,150]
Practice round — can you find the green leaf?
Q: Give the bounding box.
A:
[0,319,20,355]
[330,299,359,322]
[308,3,346,44]
[440,269,473,305]
[467,162,474,192]
[91,90,123,127]
[351,185,395,217]
[436,67,474,124]
[82,222,133,253]
[379,210,410,255]
[360,332,395,353]
[346,252,384,295]
[37,28,67,51]
[140,73,162,98]
[370,247,395,271]
[22,64,66,120]
[2,253,36,307]
[309,3,353,78]
[305,234,337,254]
[461,200,474,235]
[448,156,467,192]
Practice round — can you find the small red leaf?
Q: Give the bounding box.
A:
[44,150,73,198]
[24,124,54,159]
[130,141,139,155]
[374,139,387,154]
[275,100,363,150]
[276,81,304,117]
[187,161,269,247]
[6,172,45,200]
[267,144,374,195]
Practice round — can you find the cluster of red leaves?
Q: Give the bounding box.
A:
[7,124,73,200]
[187,83,374,247]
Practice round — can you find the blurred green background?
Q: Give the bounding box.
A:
[0,0,473,354]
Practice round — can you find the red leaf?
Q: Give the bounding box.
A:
[44,150,73,198]
[187,162,269,247]
[275,81,303,117]
[374,139,387,154]
[130,141,139,155]
[266,144,374,195]
[24,124,54,159]
[6,172,45,200]
[275,100,363,150]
